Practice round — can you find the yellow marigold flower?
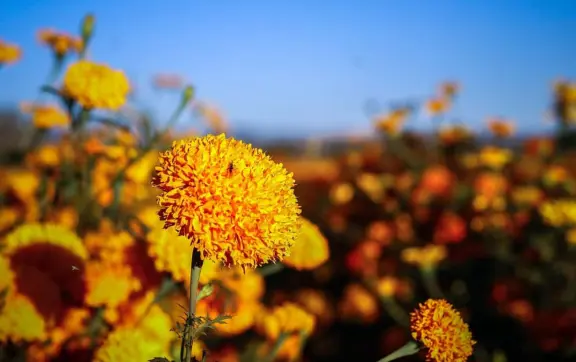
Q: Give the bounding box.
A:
[42,308,90,358]
[0,255,15,294]
[84,261,141,309]
[294,289,334,326]
[46,206,79,230]
[3,223,87,260]
[218,267,265,301]
[478,146,512,170]
[438,125,472,145]
[426,97,450,116]
[0,168,40,203]
[374,109,408,136]
[26,144,61,169]
[539,199,576,227]
[257,302,316,340]
[62,60,130,110]
[152,134,302,270]
[283,218,329,271]
[93,327,169,362]
[0,293,47,342]
[0,207,19,234]
[126,151,157,184]
[401,245,447,270]
[84,219,134,263]
[377,276,400,298]
[410,299,475,362]
[338,283,379,323]
[37,29,82,57]
[543,165,570,187]
[0,39,21,65]
[329,182,355,205]
[511,186,543,208]
[21,104,71,129]
[198,298,260,336]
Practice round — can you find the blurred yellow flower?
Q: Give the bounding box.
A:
[62,60,130,110]
[376,276,400,298]
[0,294,47,343]
[410,299,475,362]
[294,289,334,326]
[84,261,141,310]
[3,223,87,260]
[1,168,40,203]
[329,182,354,205]
[21,103,71,129]
[374,109,408,136]
[152,134,302,270]
[426,97,450,116]
[37,29,82,57]
[0,207,19,234]
[84,220,134,263]
[401,245,447,270]
[543,165,570,187]
[284,218,330,271]
[566,228,576,245]
[511,186,543,208]
[0,39,21,65]
[439,81,460,99]
[438,125,472,145]
[219,267,265,302]
[539,199,576,227]
[478,146,512,170]
[257,302,316,340]
[487,118,515,138]
[93,327,169,362]
[338,283,379,323]
[26,144,61,169]
[198,298,260,336]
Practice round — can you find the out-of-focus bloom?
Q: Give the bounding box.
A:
[565,228,576,245]
[478,146,513,170]
[93,327,169,362]
[152,73,185,90]
[426,97,449,116]
[0,39,22,65]
[197,296,260,336]
[439,81,460,99]
[366,221,394,246]
[511,186,544,208]
[401,245,447,270]
[294,289,334,326]
[357,172,385,202]
[345,240,382,278]
[419,166,454,197]
[152,134,302,270]
[218,267,265,302]
[543,165,570,187]
[338,284,379,323]
[62,60,130,110]
[259,334,303,361]
[20,103,70,129]
[410,299,475,362]
[374,108,409,136]
[523,137,554,158]
[84,261,141,309]
[0,293,47,342]
[283,218,329,271]
[487,118,515,138]
[438,125,472,146]
[376,276,400,298]
[329,182,354,205]
[26,144,61,169]
[539,199,576,227]
[434,212,467,244]
[473,173,508,208]
[0,207,20,234]
[256,302,316,340]
[37,29,82,57]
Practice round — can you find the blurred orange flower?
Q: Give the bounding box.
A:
[0,39,22,65]
[37,29,82,57]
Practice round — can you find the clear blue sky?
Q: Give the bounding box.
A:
[1,0,575,138]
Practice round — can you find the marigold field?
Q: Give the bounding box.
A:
[1,14,576,362]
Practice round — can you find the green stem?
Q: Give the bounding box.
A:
[376,341,420,362]
[258,263,285,277]
[184,248,203,362]
[421,267,444,299]
[380,296,410,327]
[264,333,289,362]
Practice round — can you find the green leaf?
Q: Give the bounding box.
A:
[197,283,214,302]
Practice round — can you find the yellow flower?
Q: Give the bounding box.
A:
[478,146,512,170]
[84,261,141,309]
[62,60,130,110]
[2,223,87,260]
[438,125,472,145]
[198,298,260,336]
[93,327,169,362]
[376,276,400,298]
[0,168,40,203]
[338,283,379,323]
[374,109,408,136]
[0,294,47,342]
[566,228,576,245]
[426,97,450,116]
[487,118,515,138]
[511,186,543,207]
[410,299,475,362]
[401,245,447,270]
[329,182,354,205]
[27,144,61,168]
[218,267,265,302]
[37,29,82,57]
[257,302,316,340]
[539,199,576,227]
[283,218,329,271]
[21,104,70,129]
[152,134,302,270]
[0,255,15,294]
[294,289,334,326]
[0,39,21,65]
[0,207,19,234]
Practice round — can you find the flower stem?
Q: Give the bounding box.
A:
[376,341,420,362]
[184,248,203,362]
[421,267,444,299]
[380,296,410,327]
[264,332,289,362]
[258,262,285,277]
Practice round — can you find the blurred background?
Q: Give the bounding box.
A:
[1,1,576,362]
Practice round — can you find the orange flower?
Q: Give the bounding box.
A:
[257,302,316,340]
[433,212,467,244]
[338,284,379,323]
[487,118,515,138]
[152,134,302,270]
[37,29,82,57]
[283,218,329,270]
[426,97,449,116]
[0,39,21,65]
[437,125,472,145]
[21,104,70,129]
[439,81,460,99]
[401,245,447,269]
[410,299,475,362]
[419,166,454,197]
[374,109,409,136]
[294,289,334,326]
[62,60,130,110]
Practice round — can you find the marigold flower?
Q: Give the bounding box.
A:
[3,223,87,260]
[329,182,354,205]
[487,118,515,138]
[84,261,141,309]
[539,199,576,227]
[93,327,169,362]
[374,109,408,136]
[401,245,447,269]
[437,125,472,145]
[62,60,130,110]
[257,302,316,340]
[338,283,379,323]
[37,29,82,57]
[410,299,475,362]
[152,134,302,270]
[294,289,334,326]
[0,293,47,343]
[283,218,329,271]
[22,104,71,129]
[478,146,512,170]
[426,97,449,116]
[0,255,15,294]
[218,267,265,301]
[198,297,260,336]
[0,39,21,65]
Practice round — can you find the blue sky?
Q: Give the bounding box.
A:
[1,0,575,138]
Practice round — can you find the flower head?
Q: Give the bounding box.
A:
[283,217,329,271]
[21,103,71,129]
[256,302,316,340]
[62,60,130,110]
[152,134,302,270]
[37,29,82,57]
[0,39,21,65]
[410,299,475,362]
[93,327,168,362]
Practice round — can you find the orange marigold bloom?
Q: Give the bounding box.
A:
[0,39,21,65]
[410,299,475,362]
[93,327,169,362]
[487,118,515,138]
[37,29,82,57]
[62,60,130,110]
[21,104,70,129]
[257,302,316,340]
[152,134,302,269]
[283,218,329,271]
[374,108,409,136]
